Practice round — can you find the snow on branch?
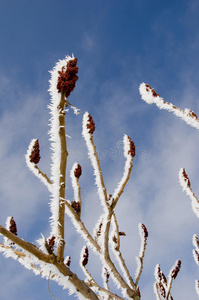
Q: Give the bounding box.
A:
[139,82,199,130]
[179,168,199,218]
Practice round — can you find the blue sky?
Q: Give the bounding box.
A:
[0,0,199,299]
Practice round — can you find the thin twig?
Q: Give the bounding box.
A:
[47,271,59,300]
[34,165,52,185]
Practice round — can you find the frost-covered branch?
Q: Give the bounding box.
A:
[71,163,82,217]
[111,135,135,209]
[179,168,199,218]
[111,213,136,290]
[25,139,52,191]
[82,112,109,210]
[139,83,199,130]
[154,261,181,300]
[135,224,148,287]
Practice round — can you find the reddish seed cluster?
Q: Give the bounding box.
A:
[182,168,191,187]
[86,114,95,134]
[170,260,181,279]
[145,84,159,97]
[9,217,17,235]
[29,139,40,164]
[71,201,81,214]
[128,136,136,157]
[74,164,82,178]
[65,256,71,268]
[57,58,79,98]
[141,223,148,239]
[82,247,89,267]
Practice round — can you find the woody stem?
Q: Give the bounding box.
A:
[57,92,68,262]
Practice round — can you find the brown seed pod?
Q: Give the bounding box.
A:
[119,231,126,236]
[182,168,191,187]
[65,256,71,268]
[71,201,81,214]
[145,84,159,97]
[82,246,89,267]
[74,164,82,178]
[141,223,148,239]
[171,260,181,279]
[127,136,136,157]
[29,139,40,164]
[9,217,17,236]
[86,114,95,134]
[57,58,79,98]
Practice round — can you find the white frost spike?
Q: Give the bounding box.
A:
[123,134,131,158]
[139,82,199,130]
[3,217,12,245]
[48,55,74,237]
[179,168,199,218]
[70,163,80,202]
[195,281,199,297]
[25,139,52,192]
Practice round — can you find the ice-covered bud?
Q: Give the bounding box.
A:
[112,235,117,244]
[193,234,199,249]
[81,246,89,267]
[124,135,136,158]
[140,223,148,239]
[45,236,56,254]
[86,113,95,134]
[184,108,198,119]
[29,139,40,164]
[48,236,55,249]
[104,268,110,283]
[145,84,159,97]
[136,286,141,298]
[158,282,166,298]
[57,58,79,98]
[71,201,81,214]
[170,260,181,279]
[65,256,71,268]
[195,281,199,297]
[181,168,191,187]
[74,164,82,178]
[119,231,126,236]
[9,217,17,236]
[128,136,136,157]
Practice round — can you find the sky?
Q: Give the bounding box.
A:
[0,0,199,299]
